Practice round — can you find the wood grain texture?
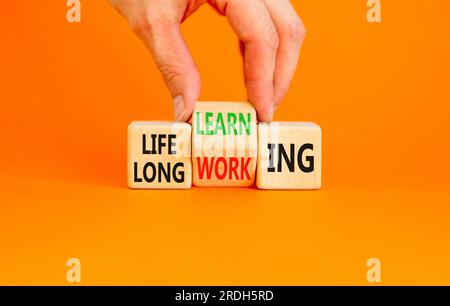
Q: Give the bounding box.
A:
[257,122,322,190]
[192,102,257,187]
[128,121,192,189]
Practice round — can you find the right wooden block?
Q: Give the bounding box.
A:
[257,122,322,190]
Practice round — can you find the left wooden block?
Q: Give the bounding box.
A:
[128,121,192,189]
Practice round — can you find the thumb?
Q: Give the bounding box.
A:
[134,18,200,122]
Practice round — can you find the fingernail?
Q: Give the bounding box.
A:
[173,95,186,122]
[273,103,279,116]
[267,103,275,122]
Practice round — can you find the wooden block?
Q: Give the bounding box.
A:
[192,102,257,187]
[128,121,192,189]
[257,122,322,190]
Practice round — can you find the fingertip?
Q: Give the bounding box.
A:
[173,96,186,121]
[169,63,200,122]
[258,113,274,123]
[182,73,201,122]
[176,109,191,122]
[254,102,274,123]
[173,95,197,122]
[246,79,275,123]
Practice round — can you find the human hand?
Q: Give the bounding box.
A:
[108,0,305,122]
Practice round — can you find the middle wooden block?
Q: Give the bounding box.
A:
[192,102,257,187]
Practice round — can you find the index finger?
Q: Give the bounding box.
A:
[211,0,279,122]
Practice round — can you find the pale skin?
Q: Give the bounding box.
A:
[108,0,306,122]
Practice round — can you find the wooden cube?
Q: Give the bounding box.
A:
[128,121,192,189]
[192,102,257,187]
[257,122,322,190]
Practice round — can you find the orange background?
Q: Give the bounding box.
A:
[1,0,449,285]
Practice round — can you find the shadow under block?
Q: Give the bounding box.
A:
[257,122,322,190]
[128,121,192,189]
[192,102,257,187]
